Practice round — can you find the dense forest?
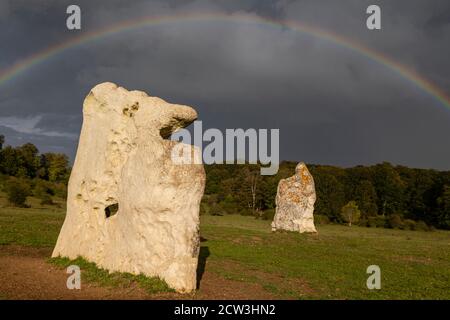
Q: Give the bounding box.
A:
[1,134,449,230]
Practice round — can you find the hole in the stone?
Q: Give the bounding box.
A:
[160,119,194,140]
[159,126,175,140]
[105,203,119,218]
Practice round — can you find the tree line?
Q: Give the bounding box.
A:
[0,135,70,206]
[203,162,450,230]
[1,134,449,230]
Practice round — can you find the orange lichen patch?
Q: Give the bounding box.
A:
[300,167,312,185]
[279,174,311,205]
[285,190,302,204]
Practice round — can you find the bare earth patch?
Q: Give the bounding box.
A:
[0,245,276,300]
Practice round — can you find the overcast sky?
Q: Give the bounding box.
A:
[0,0,449,170]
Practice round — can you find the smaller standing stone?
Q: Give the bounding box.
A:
[271,162,317,233]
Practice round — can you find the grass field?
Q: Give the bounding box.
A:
[0,204,449,299]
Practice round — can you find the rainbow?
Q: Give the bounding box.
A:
[1,12,449,110]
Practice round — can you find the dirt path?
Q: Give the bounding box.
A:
[0,245,275,300]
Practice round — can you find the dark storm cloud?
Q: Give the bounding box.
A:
[0,0,449,169]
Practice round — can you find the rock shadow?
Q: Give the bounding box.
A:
[196,245,210,289]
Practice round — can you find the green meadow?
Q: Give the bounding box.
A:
[0,201,449,299]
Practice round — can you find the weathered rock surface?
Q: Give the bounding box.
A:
[52,82,205,292]
[271,163,317,233]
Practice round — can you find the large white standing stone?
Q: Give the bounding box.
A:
[271,162,317,233]
[52,82,205,292]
